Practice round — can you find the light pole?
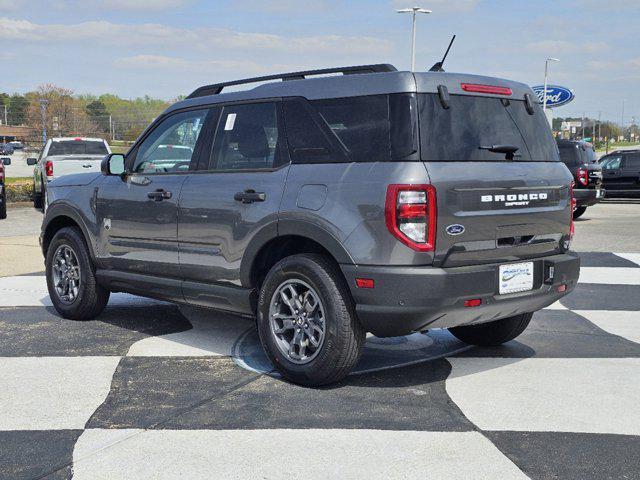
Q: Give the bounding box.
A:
[397,6,432,72]
[38,99,49,145]
[542,57,559,112]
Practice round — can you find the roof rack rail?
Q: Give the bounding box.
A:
[186,64,397,99]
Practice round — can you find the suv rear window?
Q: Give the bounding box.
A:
[418,94,559,161]
[48,140,108,156]
[559,144,597,166]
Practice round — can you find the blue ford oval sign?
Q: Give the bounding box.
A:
[446,224,465,235]
[531,85,575,109]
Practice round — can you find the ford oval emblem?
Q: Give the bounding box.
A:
[531,85,575,109]
[446,224,465,235]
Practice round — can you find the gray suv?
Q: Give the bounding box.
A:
[40,64,580,385]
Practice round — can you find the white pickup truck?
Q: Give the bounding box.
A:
[28,137,111,210]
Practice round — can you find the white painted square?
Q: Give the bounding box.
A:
[578,267,640,285]
[574,310,640,344]
[446,357,640,435]
[0,356,121,430]
[73,429,528,480]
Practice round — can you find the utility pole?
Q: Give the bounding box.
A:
[109,115,113,141]
[598,111,602,141]
[2,105,7,125]
[396,7,432,72]
[581,112,585,139]
[621,99,625,141]
[38,99,49,145]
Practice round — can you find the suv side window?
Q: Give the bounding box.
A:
[209,102,282,171]
[625,153,640,169]
[132,109,208,174]
[601,155,622,170]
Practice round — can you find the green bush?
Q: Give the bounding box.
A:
[5,182,33,202]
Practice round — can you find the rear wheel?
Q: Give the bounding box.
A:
[573,206,587,219]
[257,254,365,386]
[46,227,109,320]
[448,312,533,346]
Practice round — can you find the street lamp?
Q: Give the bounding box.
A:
[542,57,560,112]
[397,6,432,72]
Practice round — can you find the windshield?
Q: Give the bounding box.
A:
[48,140,108,156]
[418,94,559,161]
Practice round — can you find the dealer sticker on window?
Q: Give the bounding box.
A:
[499,262,534,295]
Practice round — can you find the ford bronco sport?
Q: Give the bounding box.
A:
[40,64,580,385]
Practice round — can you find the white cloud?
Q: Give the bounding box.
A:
[526,40,608,54]
[391,0,480,12]
[0,17,393,55]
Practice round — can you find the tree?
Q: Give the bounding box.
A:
[85,100,110,133]
[9,95,29,125]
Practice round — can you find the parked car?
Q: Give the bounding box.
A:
[0,143,14,155]
[27,137,111,210]
[557,139,604,218]
[0,157,11,219]
[9,141,25,150]
[40,64,579,386]
[598,149,640,198]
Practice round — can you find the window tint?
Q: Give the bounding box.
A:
[210,102,281,170]
[601,156,622,170]
[558,145,580,166]
[283,99,339,164]
[133,109,207,174]
[48,140,108,156]
[418,94,559,161]
[310,94,417,163]
[625,153,640,169]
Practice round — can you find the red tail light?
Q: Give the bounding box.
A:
[45,160,54,178]
[576,167,588,186]
[569,181,576,240]
[461,83,512,96]
[0,162,4,183]
[385,184,437,252]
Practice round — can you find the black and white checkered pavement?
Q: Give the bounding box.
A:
[1,252,639,479]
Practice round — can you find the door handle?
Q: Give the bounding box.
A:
[147,189,172,201]
[234,189,266,203]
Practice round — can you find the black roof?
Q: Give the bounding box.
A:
[166,63,536,115]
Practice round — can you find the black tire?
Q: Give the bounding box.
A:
[0,195,6,220]
[257,253,365,386]
[448,312,533,347]
[33,180,43,210]
[573,206,587,219]
[45,226,109,320]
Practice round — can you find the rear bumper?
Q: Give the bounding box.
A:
[574,187,604,207]
[341,252,580,337]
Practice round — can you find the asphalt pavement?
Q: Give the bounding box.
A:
[0,202,639,479]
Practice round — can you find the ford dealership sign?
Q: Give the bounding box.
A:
[531,85,575,108]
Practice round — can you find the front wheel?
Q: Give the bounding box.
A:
[257,254,365,386]
[573,206,587,219]
[46,227,110,320]
[448,312,533,347]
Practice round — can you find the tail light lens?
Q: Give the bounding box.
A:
[0,162,4,183]
[385,184,437,252]
[576,167,588,186]
[45,160,54,178]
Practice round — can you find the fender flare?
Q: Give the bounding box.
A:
[239,219,354,287]
[42,202,98,263]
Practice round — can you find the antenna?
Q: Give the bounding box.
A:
[429,34,456,72]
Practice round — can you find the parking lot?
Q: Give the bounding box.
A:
[0,201,638,479]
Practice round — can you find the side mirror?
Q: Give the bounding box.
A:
[101,153,126,176]
[1,157,10,166]
[26,158,37,166]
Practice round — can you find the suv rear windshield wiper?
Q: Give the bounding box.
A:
[479,144,520,160]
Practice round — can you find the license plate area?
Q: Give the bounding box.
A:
[499,262,534,295]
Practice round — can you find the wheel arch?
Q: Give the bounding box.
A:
[42,205,96,262]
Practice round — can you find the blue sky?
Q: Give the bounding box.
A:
[1,0,638,124]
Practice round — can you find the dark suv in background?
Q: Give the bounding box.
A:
[40,64,579,385]
[598,149,640,198]
[557,139,603,218]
